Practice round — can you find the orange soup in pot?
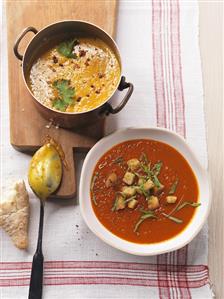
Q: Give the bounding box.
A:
[29,37,121,113]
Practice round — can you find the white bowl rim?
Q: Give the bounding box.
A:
[79,127,211,256]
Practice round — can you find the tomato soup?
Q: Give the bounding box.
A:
[90,139,200,244]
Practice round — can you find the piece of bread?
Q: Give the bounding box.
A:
[0,181,29,249]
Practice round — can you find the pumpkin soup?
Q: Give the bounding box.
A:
[29,37,121,113]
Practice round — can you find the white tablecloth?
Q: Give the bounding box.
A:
[0,1,214,298]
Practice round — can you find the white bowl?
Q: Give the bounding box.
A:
[79,128,211,256]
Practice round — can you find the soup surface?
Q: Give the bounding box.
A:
[90,139,200,244]
[29,37,121,113]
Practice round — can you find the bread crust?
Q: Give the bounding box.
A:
[0,181,29,249]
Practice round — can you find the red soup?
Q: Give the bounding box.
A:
[90,139,200,244]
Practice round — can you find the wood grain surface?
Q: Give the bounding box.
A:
[6,0,117,199]
[199,1,223,298]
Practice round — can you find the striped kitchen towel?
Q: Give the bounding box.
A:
[0,0,214,298]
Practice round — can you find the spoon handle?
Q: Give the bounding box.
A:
[28,202,44,299]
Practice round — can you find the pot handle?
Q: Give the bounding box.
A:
[102,76,134,115]
[14,26,38,61]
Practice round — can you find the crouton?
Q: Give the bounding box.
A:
[128,199,138,209]
[147,196,160,210]
[166,196,177,204]
[105,173,117,188]
[122,186,136,197]
[116,194,126,210]
[143,179,154,192]
[138,177,145,186]
[127,159,140,171]
[123,172,135,185]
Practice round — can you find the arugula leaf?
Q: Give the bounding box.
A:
[176,201,201,211]
[140,152,148,164]
[169,180,178,194]
[141,164,151,176]
[92,194,97,206]
[111,198,118,212]
[111,192,126,212]
[52,79,75,111]
[57,39,79,58]
[90,172,99,206]
[139,208,155,215]
[134,210,157,232]
[152,161,163,176]
[140,161,163,188]
[138,184,150,197]
[125,196,137,203]
[91,172,99,191]
[152,174,162,188]
[162,213,183,224]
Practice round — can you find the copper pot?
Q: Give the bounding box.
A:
[14,20,134,128]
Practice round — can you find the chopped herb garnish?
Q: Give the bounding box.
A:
[90,172,99,206]
[140,164,151,176]
[138,184,150,197]
[141,163,149,173]
[167,195,184,216]
[92,194,97,206]
[91,172,99,191]
[111,192,126,211]
[162,213,183,224]
[52,98,67,111]
[169,180,178,194]
[140,152,148,164]
[176,201,201,211]
[140,161,162,188]
[134,210,157,232]
[139,208,152,214]
[152,161,163,176]
[133,172,142,178]
[152,174,162,188]
[111,198,118,212]
[52,79,75,111]
[125,196,136,203]
[57,39,79,58]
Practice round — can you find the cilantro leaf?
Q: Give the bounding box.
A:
[52,79,75,111]
[57,39,79,58]
[52,98,67,112]
[53,80,75,104]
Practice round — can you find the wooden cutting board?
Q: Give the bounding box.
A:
[6,0,118,199]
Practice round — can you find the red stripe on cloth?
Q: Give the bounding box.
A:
[0,276,209,288]
[0,261,209,288]
[0,271,208,280]
[0,261,208,272]
[152,0,191,298]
